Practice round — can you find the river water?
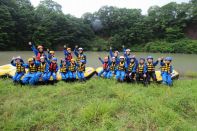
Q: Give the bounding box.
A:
[0,51,197,76]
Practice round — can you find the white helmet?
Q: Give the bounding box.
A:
[78,47,83,51]
[126,49,131,52]
[119,56,124,59]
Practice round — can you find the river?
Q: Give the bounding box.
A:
[0,51,197,76]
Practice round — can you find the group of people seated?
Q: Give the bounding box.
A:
[98,46,173,86]
[11,42,86,85]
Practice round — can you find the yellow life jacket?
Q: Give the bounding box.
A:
[164,63,171,73]
[78,63,85,72]
[147,63,155,72]
[128,62,135,72]
[118,62,125,71]
[76,54,85,64]
[60,65,67,73]
[29,64,37,73]
[16,63,25,73]
[37,62,46,72]
[69,63,76,72]
[161,65,165,72]
[138,64,144,74]
[110,62,116,71]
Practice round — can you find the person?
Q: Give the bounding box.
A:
[109,46,120,64]
[160,57,173,86]
[136,58,147,86]
[160,57,166,78]
[126,56,137,82]
[63,45,73,62]
[116,56,127,82]
[47,49,55,60]
[60,59,68,81]
[122,45,132,65]
[67,59,77,81]
[77,60,86,82]
[47,57,58,81]
[146,56,159,83]
[74,45,86,64]
[22,58,39,85]
[11,56,26,84]
[35,56,49,83]
[28,42,46,61]
[107,56,117,79]
[98,56,110,78]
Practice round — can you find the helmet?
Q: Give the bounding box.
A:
[67,48,71,51]
[28,58,34,62]
[80,60,85,63]
[114,51,119,54]
[50,51,55,54]
[78,47,83,51]
[147,56,153,60]
[165,57,172,61]
[40,56,45,59]
[52,57,57,61]
[129,55,135,59]
[15,56,21,60]
[112,56,115,59]
[71,59,75,62]
[37,45,43,49]
[126,49,131,52]
[119,56,124,59]
[140,57,145,61]
[104,57,108,60]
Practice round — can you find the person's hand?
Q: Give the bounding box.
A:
[75,45,78,48]
[110,46,112,50]
[64,45,66,48]
[122,45,125,48]
[47,49,50,52]
[143,74,146,77]
[132,55,135,58]
[28,42,32,46]
[98,57,101,60]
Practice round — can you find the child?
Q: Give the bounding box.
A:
[22,58,39,85]
[28,42,46,61]
[11,56,26,84]
[77,60,86,82]
[136,58,147,86]
[74,45,86,64]
[122,45,132,65]
[64,45,73,62]
[160,57,173,86]
[126,56,137,82]
[35,56,49,83]
[116,56,127,82]
[107,56,117,79]
[47,57,58,81]
[98,56,109,78]
[146,56,159,83]
[67,59,77,81]
[109,46,120,64]
[60,59,68,81]
[47,49,55,60]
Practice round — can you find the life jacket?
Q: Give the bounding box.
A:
[161,65,166,72]
[147,63,155,72]
[128,62,135,72]
[137,64,144,74]
[118,62,125,71]
[66,53,72,62]
[60,64,67,73]
[68,62,76,72]
[76,54,85,64]
[16,63,25,73]
[164,63,171,73]
[36,52,44,61]
[49,63,57,72]
[103,62,109,70]
[37,62,46,72]
[110,62,116,71]
[78,63,85,72]
[29,64,37,73]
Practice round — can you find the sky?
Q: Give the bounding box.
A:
[30,0,190,18]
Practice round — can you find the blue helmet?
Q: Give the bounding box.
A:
[147,56,153,60]
[139,57,145,61]
[80,60,85,63]
[165,57,172,61]
[52,57,57,61]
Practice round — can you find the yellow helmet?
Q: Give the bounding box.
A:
[49,51,54,54]
[28,58,34,62]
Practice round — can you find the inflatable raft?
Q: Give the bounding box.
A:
[0,64,95,80]
[96,67,179,82]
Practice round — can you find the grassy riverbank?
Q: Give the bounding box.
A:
[0,78,196,130]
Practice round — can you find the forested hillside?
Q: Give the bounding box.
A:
[0,0,197,53]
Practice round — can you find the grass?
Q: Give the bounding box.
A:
[0,78,197,131]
